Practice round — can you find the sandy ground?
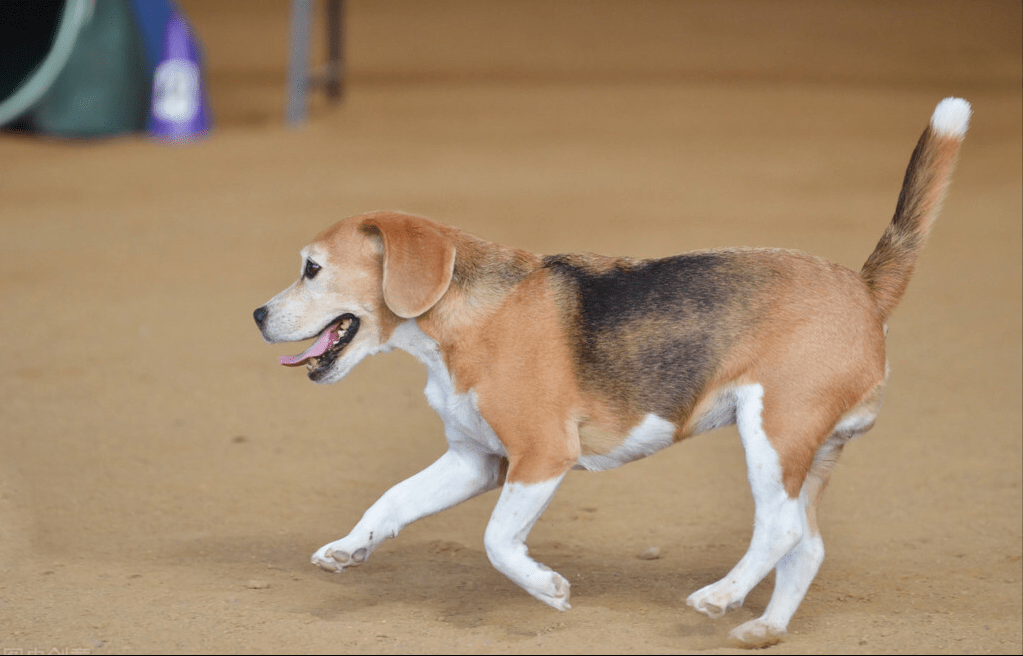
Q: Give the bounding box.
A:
[2,1,1020,653]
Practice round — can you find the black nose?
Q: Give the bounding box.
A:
[253,306,268,328]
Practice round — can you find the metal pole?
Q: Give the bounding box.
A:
[325,0,344,100]
[285,0,313,124]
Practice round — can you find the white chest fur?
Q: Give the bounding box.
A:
[390,321,507,455]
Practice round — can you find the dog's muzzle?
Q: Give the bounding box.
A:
[254,307,360,381]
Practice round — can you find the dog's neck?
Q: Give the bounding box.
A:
[388,319,447,374]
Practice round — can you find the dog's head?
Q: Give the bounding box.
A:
[253,211,456,383]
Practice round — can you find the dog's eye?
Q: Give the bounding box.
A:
[304,259,321,280]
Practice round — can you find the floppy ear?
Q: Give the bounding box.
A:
[362,212,456,319]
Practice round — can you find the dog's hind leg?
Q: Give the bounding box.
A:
[726,432,843,645]
[687,383,807,634]
[726,394,880,645]
[312,445,504,572]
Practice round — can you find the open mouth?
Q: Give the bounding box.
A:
[279,314,360,379]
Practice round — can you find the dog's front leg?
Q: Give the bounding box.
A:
[483,472,571,611]
[312,445,504,572]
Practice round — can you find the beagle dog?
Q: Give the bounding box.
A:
[253,98,970,646]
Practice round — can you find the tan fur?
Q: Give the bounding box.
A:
[745,255,887,496]
[455,273,583,484]
[361,212,457,319]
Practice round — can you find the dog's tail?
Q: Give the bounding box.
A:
[860,97,970,320]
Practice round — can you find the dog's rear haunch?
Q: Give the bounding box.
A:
[254,98,970,647]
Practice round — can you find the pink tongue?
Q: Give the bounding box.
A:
[279,324,339,366]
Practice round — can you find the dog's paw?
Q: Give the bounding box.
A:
[311,541,368,573]
[727,618,786,648]
[686,582,743,619]
[531,571,572,611]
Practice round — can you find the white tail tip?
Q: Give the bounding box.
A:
[930,97,971,139]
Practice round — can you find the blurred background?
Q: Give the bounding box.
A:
[1,1,1020,653]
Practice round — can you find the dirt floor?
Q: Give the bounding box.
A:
[2,1,1020,653]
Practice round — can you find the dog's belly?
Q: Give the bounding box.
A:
[573,387,739,471]
[682,386,739,437]
[574,413,677,471]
